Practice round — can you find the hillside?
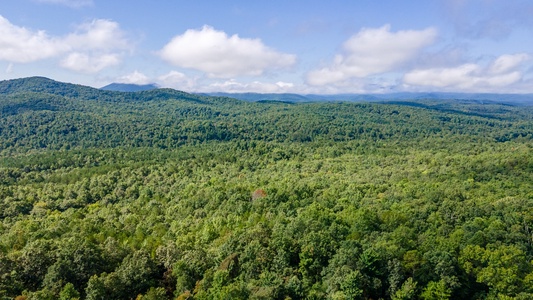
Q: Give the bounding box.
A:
[1,77,532,154]
[1,77,533,299]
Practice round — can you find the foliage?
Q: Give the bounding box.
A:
[1,77,533,299]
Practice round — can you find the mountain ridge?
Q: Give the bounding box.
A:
[101,82,159,92]
[2,77,533,105]
[0,77,223,104]
[204,91,533,104]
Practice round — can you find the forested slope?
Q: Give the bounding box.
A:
[1,77,533,299]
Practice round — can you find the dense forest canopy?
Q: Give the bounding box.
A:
[1,77,533,299]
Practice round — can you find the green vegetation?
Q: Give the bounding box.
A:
[1,77,533,299]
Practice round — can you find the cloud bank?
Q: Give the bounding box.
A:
[403,53,531,92]
[0,16,130,73]
[116,71,152,85]
[60,52,120,73]
[205,79,295,93]
[306,25,437,86]
[159,25,296,78]
[157,71,197,91]
[0,16,66,63]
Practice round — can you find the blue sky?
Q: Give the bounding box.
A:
[0,0,532,94]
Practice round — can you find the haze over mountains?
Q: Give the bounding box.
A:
[101,83,159,92]
[97,80,533,105]
[204,92,533,104]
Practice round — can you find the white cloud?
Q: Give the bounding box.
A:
[155,72,296,93]
[158,70,187,83]
[117,71,151,85]
[60,52,120,73]
[489,54,530,74]
[306,25,437,86]
[0,16,130,73]
[204,79,296,93]
[276,81,294,89]
[159,25,296,78]
[34,0,93,8]
[0,15,67,63]
[157,71,196,90]
[65,19,130,51]
[403,53,531,91]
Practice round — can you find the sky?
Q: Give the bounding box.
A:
[0,0,533,94]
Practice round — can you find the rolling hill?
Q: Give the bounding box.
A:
[1,77,533,299]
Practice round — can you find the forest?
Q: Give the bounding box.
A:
[1,77,533,299]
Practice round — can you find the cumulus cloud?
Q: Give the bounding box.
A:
[489,54,530,74]
[60,19,130,73]
[34,0,93,8]
[205,79,296,93]
[306,25,437,86]
[117,71,152,85]
[0,16,67,63]
[157,71,196,90]
[61,52,120,73]
[403,53,531,91]
[65,19,130,51]
[0,16,130,73]
[155,71,296,93]
[159,25,296,78]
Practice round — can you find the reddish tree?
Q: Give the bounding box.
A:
[251,189,267,200]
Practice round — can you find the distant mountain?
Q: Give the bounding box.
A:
[341,92,533,104]
[2,77,533,106]
[1,76,533,152]
[101,83,159,92]
[203,92,310,103]
[204,92,533,105]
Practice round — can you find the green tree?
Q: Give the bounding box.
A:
[59,283,80,300]
[421,280,451,300]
